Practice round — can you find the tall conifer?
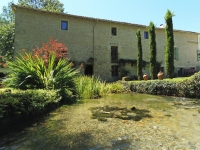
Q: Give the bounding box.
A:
[165,10,175,78]
[136,30,143,80]
[148,21,157,79]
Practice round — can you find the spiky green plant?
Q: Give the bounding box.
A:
[4,52,79,96]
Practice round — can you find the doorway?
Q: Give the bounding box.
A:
[84,64,93,76]
[178,68,183,77]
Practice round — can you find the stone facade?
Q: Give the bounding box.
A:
[12,5,200,81]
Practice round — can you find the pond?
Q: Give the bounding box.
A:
[1,93,200,149]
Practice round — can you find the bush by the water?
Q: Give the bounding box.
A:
[130,80,177,96]
[177,72,200,98]
[0,89,61,125]
[130,71,200,98]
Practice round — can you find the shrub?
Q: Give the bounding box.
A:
[130,80,177,96]
[182,68,197,77]
[177,71,200,98]
[0,89,61,119]
[32,37,68,65]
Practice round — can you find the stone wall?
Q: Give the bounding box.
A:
[13,5,199,81]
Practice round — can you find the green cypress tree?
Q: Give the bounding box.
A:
[148,21,157,79]
[136,30,143,80]
[165,10,175,78]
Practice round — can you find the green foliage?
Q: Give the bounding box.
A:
[76,76,109,99]
[107,81,125,93]
[32,37,68,65]
[130,71,200,98]
[0,2,15,66]
[18,0,65,12]
[148,21,157,79]
[177,71,200,98]
[3,52,79,103]
[165,10,175,78]
[136,29,143,80]
[0,89,61,119]
[0,2,15,23]
[130,80,177,96]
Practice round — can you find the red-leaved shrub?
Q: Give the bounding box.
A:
[32,37,68,65]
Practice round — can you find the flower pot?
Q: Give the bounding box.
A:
[157,71,164,80]
[143,74,148,81]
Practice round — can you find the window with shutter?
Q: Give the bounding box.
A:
[174,47,179,60]
[144,31,148,39]
[197,50,200,61]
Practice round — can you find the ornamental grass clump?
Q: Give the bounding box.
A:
[76,76,109,99]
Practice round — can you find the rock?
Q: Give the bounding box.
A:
[131,107,136,111]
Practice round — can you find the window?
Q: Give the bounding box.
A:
[174,47,179,60]
[197,50,200,61]
[61,21,68,30]
[111,27,117,35]
[144,31,148,39]
[111,46,118,62]
[111,65,119,77]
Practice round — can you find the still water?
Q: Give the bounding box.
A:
[1,93,200,149]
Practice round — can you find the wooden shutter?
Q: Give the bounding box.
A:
[174,47,179,60]
[197,50,200,61]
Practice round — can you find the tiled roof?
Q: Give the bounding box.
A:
[12,4,199,34]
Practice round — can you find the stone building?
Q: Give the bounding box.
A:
[12,4,200,81]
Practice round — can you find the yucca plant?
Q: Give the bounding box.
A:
[4,52,79,95]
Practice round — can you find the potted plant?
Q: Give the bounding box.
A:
[157,71,164,80]
[143,73,148,81]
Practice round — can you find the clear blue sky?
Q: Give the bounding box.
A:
[1,0,199,33]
